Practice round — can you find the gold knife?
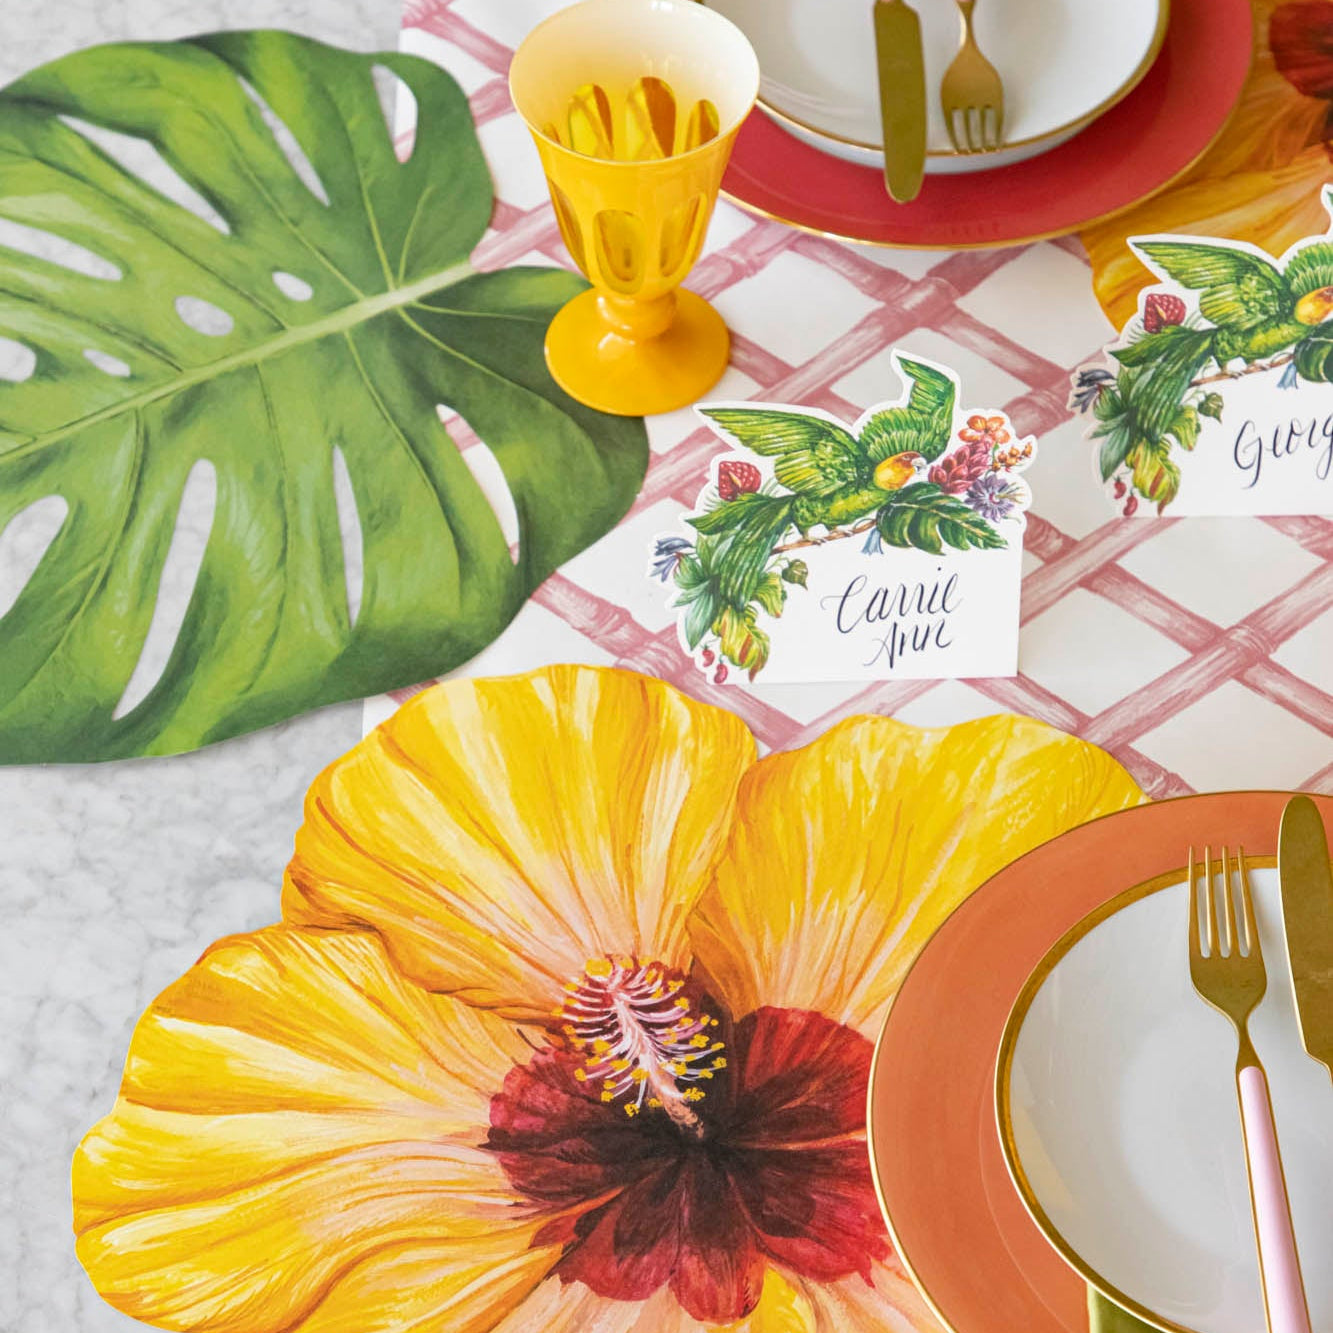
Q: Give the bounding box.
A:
[874,0,927,203]
[1279,795,1333,1079]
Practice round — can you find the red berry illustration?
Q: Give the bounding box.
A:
[713,663,728,685]
[700,647,715,667]
[1123,494,1139,517]
[1143,292,1187,334]
[717,460,761,501]
[1113,479,1127,498]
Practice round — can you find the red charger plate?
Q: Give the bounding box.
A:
[721,0,1253,249]
[868,791,1333,1333]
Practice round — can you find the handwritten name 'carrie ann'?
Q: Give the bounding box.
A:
[1232,412,1333,489]
[821,571,960,669]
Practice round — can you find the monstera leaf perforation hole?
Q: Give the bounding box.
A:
[238,78,330,207]
[112,460,217,721]
[0,31,647,761]
[83,348,131,377]
[60,116,232,234]
[330,445,364,627]
[440,410,522,560]
[0,337,36,382]
[272,271,313,301]
[372,64,416,161]
[0,217,121,281]
[173,295,235,337]
[0,497,67,618]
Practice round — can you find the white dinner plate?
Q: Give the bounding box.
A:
[709,0,1168,173]
[997,862,1333,1333]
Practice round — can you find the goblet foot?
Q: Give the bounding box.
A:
[544,287,729,416]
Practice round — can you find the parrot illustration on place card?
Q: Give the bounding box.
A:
[1073,184,1333,517]
[650,353,1034,685]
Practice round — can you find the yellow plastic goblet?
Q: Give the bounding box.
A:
[509,0,759,416]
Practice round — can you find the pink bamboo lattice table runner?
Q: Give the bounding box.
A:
[367,0,1333,798]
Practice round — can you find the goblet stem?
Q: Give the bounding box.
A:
[596,291,677,342]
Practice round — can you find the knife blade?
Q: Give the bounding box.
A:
[1279,795,1333,1078]
[874,0,927,204]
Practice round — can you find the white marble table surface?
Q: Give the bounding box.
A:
[0,5,398,1329]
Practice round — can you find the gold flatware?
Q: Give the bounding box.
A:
[1188,846,1311,1333]
[939,0,1004,154]
[873,0,927,203]
[1278,796,1333,1081]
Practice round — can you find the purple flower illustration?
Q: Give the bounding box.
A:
[965,472,1023,523]
[651,536,692,582]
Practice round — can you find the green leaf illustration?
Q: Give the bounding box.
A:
[0,33,646,761]
[681,590,717,651]
[1197,391,1224,421]
[876,483,1006,555]
[752,571,785,618]
[1169,405,1200,451]
[1094,413,1136,481]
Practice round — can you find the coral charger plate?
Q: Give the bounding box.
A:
[868,791,1333,1332]
[721,0,1251,248]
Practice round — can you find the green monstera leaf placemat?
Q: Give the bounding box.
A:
[0,31,647,761]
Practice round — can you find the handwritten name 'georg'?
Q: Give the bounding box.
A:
[1233,412,1333,489]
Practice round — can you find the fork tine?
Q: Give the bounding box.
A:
[1220,844,1237,957]
[1204,844,1220,956]
[945,109,962,154]
[1236,845,1258,958]
[1188,846,1201,959]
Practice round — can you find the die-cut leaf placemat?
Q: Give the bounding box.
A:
[0,31,647,761]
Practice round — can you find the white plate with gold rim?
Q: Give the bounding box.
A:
[709,0,1168,173]
[997,862,1333,1333]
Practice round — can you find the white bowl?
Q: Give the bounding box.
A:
[709,0,1168,173]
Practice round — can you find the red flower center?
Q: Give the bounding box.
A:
[486,968,888,1323]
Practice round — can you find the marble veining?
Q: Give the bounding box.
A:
[0,3,397,1327]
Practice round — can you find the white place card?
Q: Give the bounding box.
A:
[650,353,1034,684]
[1074,186,1333,516]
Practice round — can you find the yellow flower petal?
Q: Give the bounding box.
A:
[1082,3,1329,325]
[295,1236,556,1333]
[691,714,1143,1036]
[713,1268,817,1332]
[74,927,544,1332]
[806,1258,944,1332]
[283,666,754,1018]
[487,1269,816,1333]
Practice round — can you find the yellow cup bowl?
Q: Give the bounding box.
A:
[509,0,760,416]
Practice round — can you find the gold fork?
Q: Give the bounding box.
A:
[939,0,1004,154]
[1188,847,1311,1333]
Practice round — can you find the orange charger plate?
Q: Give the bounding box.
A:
[869,790,1333,1333]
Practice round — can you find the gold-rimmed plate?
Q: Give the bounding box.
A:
[868,792,1333,1333]
[711,0,1167,174]
[997,857,1333,1333]
[720,0,1249,249]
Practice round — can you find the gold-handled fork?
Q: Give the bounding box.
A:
[939,0,1004,154]
[1188,846,1311,1333]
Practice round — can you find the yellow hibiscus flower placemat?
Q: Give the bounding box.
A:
[74,665,1148,1332]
